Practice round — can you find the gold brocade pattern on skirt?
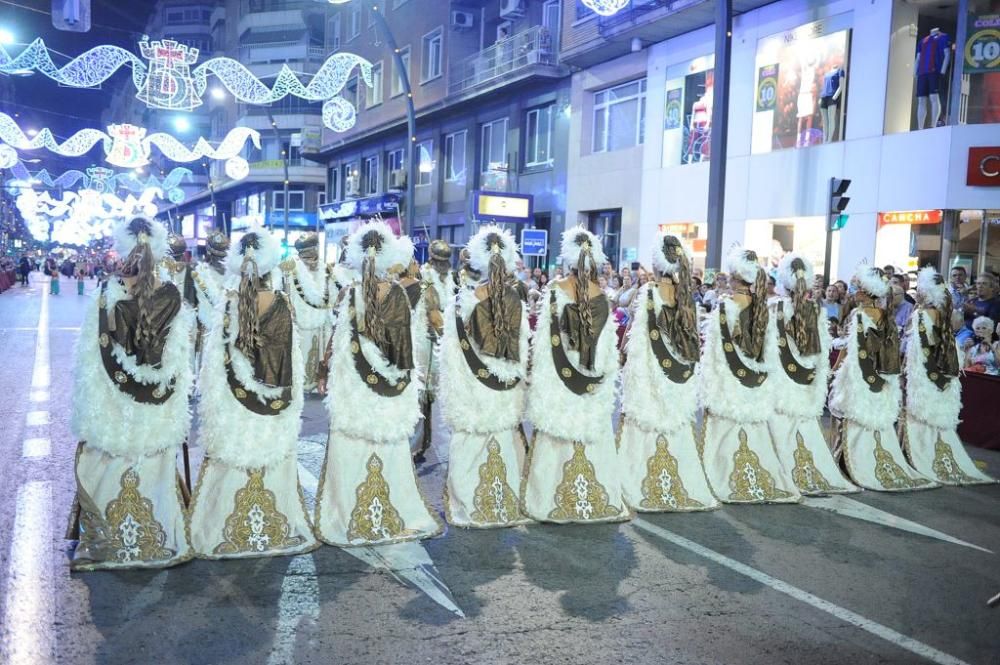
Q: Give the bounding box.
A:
[640,435,704,510]
[549,442,621,521]
[213,469,305,555]
[931,436,977,484]
[728,429,794,502]
[347,454,407,542]
[873,432,925,490]
[104,468,173,563]
[791,430,837,493]
[471,438,522,524]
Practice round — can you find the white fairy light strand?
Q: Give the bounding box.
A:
[0,38,372,132]
[581,0,630,16]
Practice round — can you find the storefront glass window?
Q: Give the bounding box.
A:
[949,210,1000,276]
[662,55,714,167]
[874,210,945,275]
[751,15,852,153]
[743,216,837,280]
[961,2,1000,125]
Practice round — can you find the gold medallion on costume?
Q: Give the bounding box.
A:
[728,429,794,502]
[347,454,407,542]
[790,431,837,493]
[549,442,621,521]
[639,435,704,510]
[213,468,305,555]
[470,437,522,524]
[931,436,976,484]
[104,468,173,563]
[872,432,925,490]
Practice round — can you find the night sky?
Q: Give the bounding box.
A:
[1,0,158,171]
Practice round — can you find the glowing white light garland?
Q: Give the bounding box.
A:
[6,163,191,202]
[0,144,17,169]
[0,38,372,131]
[0,113,258,176]
[16,186,161,244]
[581,0,630,16]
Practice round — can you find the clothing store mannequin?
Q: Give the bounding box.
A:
[819,66,845,143]
[796,52,818,147]
[686,70,713,163]
[915,27,951,129]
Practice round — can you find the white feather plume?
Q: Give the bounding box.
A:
[112,215,169,262]
[916,266,948,309]
[559,226,608,270]
[651,232,685,276]
[467,224,519,274]
[344,220,413,276]
[725,246,762,284]
[776,252,814,296]
[854,264,889,299]
[225,226,282,278]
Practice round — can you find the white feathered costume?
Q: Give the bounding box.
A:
[439,225,531,527]
[619,233,719,511]
[902,267,995,485]
[522,227,630,524]
[314,221,443,546]
[187,228,318,559]
[286,234,334,392]
[829,265,936,492]
[766,254,858,495]
[699,247,801,504]
[69,216,195,571]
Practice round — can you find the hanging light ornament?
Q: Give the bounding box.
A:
[224,156,249,181]
[581,0,630,16]
[0,38,372,132]
[0,144,17,169]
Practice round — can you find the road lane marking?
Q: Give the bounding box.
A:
[25,411,49,427]
[801,496,994,554]
[28,391,49,403]
[21,438,51,458]
[266,555,320,665]
[633,518,971,665]
[1,482,54,665]
[31,285,50,391]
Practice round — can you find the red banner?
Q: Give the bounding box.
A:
[878,210,942,227]
[967,147,1000,186]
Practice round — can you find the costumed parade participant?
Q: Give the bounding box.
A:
[160,233,197,307]
[768,254,858,495]
[619,233,719,512]
[700,248,800,504]
[830,265,936,492]
[285,232,333,392]
[522,227,630,524]
[188,228,318,559]
[189,231,231,332]
[314,221,442,546]
[67,216,195,571]
[457,247,481,289]
[902,267,995,485]
[440,225,530,528]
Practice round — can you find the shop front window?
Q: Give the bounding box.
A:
[662,55,714,167]
[874,210,946,276]
[949,210,1000,277]
[751,15,852,153]
[744,217,836,280]
[961,2,1000,125]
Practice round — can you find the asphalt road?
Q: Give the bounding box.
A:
[1,274,998,665]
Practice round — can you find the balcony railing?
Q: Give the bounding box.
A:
[448,26,556,97]
[238,43,327,64]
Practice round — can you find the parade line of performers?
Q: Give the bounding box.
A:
[66,215,996,571]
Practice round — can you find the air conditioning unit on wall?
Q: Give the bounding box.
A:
[499,0,525,20]
[450,10,474,29]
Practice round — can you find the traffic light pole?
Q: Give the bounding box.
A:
[824,177,835,285]
[705,0,732,271]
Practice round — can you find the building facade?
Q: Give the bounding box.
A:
[316,0,569,266]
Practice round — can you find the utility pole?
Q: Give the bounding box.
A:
[705,0,732,270]
[265,107,290,245]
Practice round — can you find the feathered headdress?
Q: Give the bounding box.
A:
[916,265,949,309]
[344,220,413,278]
[652,232,686,276]
[725,245,762,284]
[467,224,519,275]
[776,252,814,296]
[854,264,890,299]
[112,215,168,262]
[225,226,282,278]
[559,226,608,270]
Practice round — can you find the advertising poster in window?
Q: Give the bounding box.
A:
[751,16,852,153]
[664,88,683,130]
[661,54,714,168]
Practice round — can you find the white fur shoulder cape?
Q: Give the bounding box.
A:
[526,284,620,447]
[324,285,423,443]
[697,296,777,423]
[829,309,901,431]
[192,264,226,328]
[903,307,961,429]
[71,279,195,459]
[768,297,831,419]
[622,283,698,432]
[437,286,529,434]
[197,289,304,470]
[288,256,333,331]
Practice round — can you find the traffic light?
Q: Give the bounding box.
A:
[829,178,851,231]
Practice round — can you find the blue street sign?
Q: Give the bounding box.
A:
[520,228,548,257]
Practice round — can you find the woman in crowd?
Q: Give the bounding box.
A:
[619,233,718,512]
[768,254,857,495]
[616,274,637,310]
[68,216,195,570]
[314,221,441,546]
[963,316,1000,374]
[902,268,995,485]
[440,225,531,528]
[829,265,936,492]
[188,228,317,559]
[700,248,800,504]
[523,227,630,524]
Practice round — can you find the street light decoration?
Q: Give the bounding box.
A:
[6,161,192,204]
[581,0,630,16]
[0,38,373,132]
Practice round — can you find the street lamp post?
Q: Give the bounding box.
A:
[264,107,291,245]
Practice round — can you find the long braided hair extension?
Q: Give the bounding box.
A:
[486,233,512,344]
[235,234,262,358]
[664,237,700,363]
[574,233,595,341]
[932,274,960,376]
[360,229,387,347]
[743,254,769,362]
[119,217,158,351]
[789,258,821,355]
[877,270,901,365]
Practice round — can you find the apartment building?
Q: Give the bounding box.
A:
[316,0,569,265]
